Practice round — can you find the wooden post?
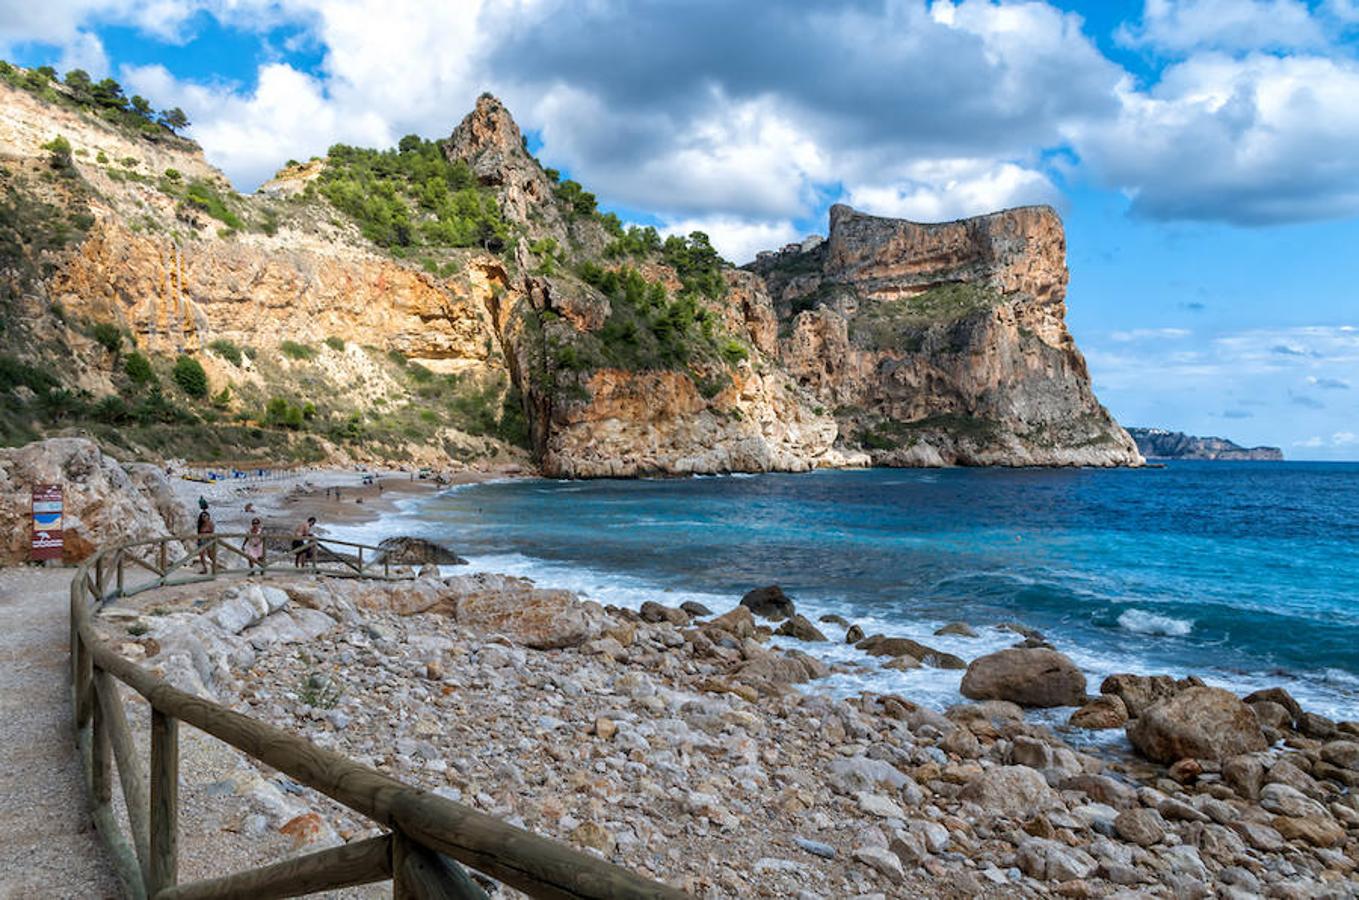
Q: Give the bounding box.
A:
[158,540,168,577]
[94,668,151,880]
[148,709,178,895]
[116,550,125,597]
[95,556,106,601]
[91,693,112,806]
[74,632,94,728]
[393,833,489,900]
[155,834,393,900]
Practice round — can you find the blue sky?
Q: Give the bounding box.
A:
[2,0,1357,458]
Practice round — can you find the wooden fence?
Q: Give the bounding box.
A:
[70,533,687,900]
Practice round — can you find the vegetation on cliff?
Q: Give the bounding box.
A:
[315,137,510,253]
[0,61,190,144]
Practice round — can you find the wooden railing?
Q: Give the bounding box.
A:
[70,533,686,900]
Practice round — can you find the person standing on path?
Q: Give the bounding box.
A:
[243,517,265,573]
[292,516,317,568]
[195,509,216,573]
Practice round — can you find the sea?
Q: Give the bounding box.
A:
[338,462,1359,730]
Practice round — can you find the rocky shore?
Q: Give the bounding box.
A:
[96,570,1359,898]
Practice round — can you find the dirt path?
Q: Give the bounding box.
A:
[0,566,120,899]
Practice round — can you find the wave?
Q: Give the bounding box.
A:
[1118,608,1193,637]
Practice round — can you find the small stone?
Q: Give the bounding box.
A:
[570,821,616,855]
[1272,815,1345,848]
[793,837,836,859]
[852,846,905,880]
[1222,754,1264,800]
[1113,808,1166,847]
[856,792,907,819]
[594,717,617,740]
[1168,758,1203,784]
[1068,695,1128,729]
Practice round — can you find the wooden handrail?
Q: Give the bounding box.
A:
[71,534,687,900]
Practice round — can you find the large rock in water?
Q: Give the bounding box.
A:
[960,648,1086,707]
[0,438,183,564]
[377,536,467,566]
[1126,687,1268,763]
[739,585,795,621]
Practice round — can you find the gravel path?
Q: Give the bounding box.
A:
[0,565,120,899]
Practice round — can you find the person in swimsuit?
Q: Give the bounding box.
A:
[244,517,265,573]
[293,516,317,567]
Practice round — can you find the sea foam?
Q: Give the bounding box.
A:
[1118,608,1193,637]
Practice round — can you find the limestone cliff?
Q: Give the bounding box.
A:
[747,205,1141,467]
[0,65,1135,474]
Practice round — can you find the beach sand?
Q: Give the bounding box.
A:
[168,462,525,539]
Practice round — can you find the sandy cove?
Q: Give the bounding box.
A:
[164,461,526,537]
[92,566,1359,899]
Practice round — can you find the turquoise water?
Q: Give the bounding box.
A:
[360,463,1359,719]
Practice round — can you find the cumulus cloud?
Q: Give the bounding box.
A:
[1070,52,1359,225]
[1117,0,1327,54]
[7,0,1359,245]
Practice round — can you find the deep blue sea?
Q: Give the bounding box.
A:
[347,462,1359,723]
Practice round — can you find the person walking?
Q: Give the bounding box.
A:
[243,517,266,573]
[196,509,216,573]
[293,516,317,568]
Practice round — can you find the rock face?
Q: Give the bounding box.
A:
[0,438,183,564]
[739,585,796,620]
[960,648,1087,708]
[1126,687,1268,763]
[1128,428,1283,461]
[3,76,1136,476]
[746,205,1142,468]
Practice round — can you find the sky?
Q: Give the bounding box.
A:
[2,0,1357,459]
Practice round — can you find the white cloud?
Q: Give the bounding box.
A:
[844,159,1058,223]
[1071,52,1359,224]
[1118,0,1327,54]
[1109,327,1192,342]
[660,216,802,267]
[56,29,110,77]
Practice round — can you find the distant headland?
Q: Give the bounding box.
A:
[1128,427,1283,461]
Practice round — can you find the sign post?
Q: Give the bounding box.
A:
[31,483,64,563]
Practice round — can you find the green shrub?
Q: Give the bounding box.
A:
[123,352,156,385]
[280,340,315,360]
[317,138,509,253]
[720,339,748,365]
[92,395,131,424]
[211,386,231,408]
[265,396,305,429]
[42,135,73,171]
[184,180,243,229]
[323,336,345,352]
[171,355,208,397]
[91,322,122,355]
[207,339,242,366]
[164,168,181,181]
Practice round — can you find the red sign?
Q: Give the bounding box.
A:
[31,483,63,561]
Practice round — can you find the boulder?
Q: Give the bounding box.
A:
[934,622,977,638]
[1320,740,1359,771]
[638,601,690,626]
[1126,687,1267,763]
[0,438,183,565]
[679,601,712,618]
[1099,673,1179,718]
[1068,695,1128,729]
[1242,686,1302,722]
[739,585,795,620]
[959,648,1086,708]
[845,624,864,644]
[819,613,850,627]
[376,536,467,566]
[1271,815,1345,848]
[857,636,965,669]
[1114,808,1166,847]
[706,606,756,639]
[959,765,1057,817]
[455,587,604,649]
[774,614,827,642]
[1222,754,1265,800]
